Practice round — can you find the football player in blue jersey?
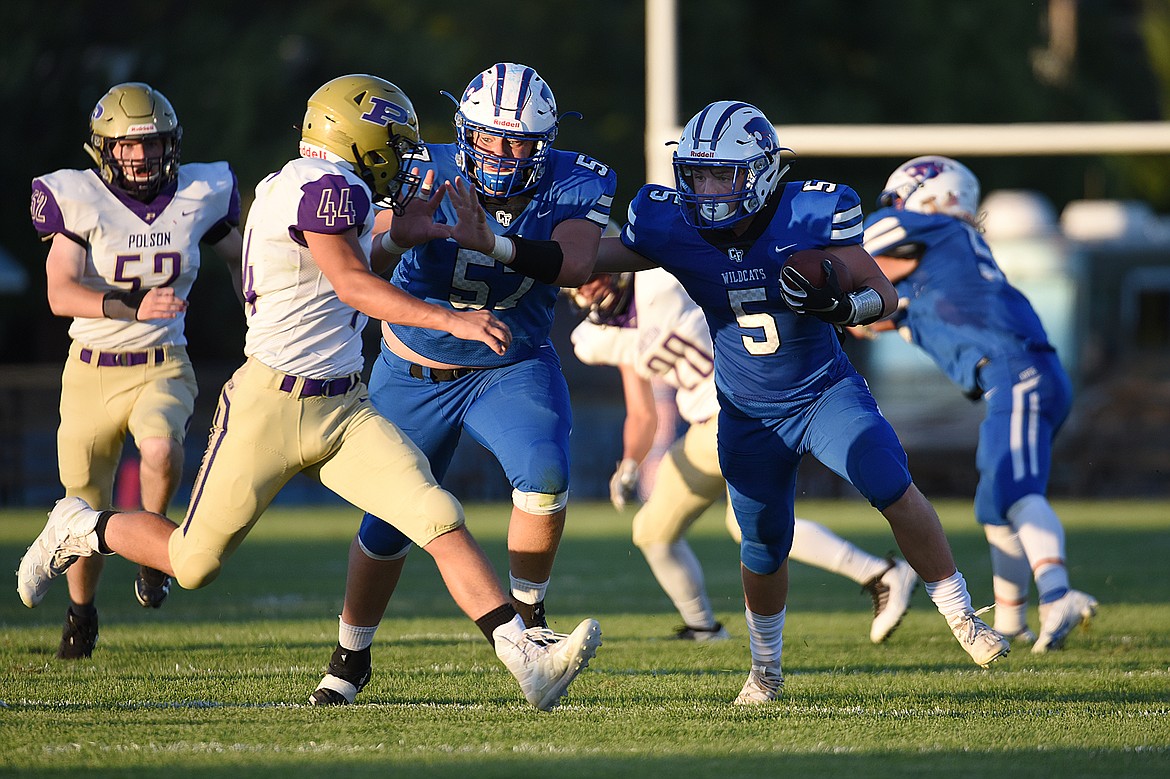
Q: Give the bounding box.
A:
[309,63,616,705]
[593,101,1010,704]
[858,155,1097,654]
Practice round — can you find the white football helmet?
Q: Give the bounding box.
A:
[672,101,790,229]
[450,62,559,198]
[879,155,980,220]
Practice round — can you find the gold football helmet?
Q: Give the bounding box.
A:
[84,82,182,201]
[300,74,422,213]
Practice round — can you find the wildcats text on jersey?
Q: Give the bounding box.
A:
[721,268,767,284]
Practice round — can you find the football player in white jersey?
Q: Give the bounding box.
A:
[29,82,243,659]
[18,75,601,711]
[570,269,918,644]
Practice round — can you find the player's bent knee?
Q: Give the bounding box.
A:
[357,514,413,560]
[631,511,681,548]
[171,551,222,590]
[740,538,784,576]
[512,488,568,516]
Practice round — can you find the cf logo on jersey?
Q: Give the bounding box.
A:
[728,247,744,263]
[361,97,410,127]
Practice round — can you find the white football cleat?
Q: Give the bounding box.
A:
[947,612,1010,668]
[864,558,919,644]
[17,497,102,608]
[1033,590,1098,654]
[733,663,784,705]
[497,618,601,711]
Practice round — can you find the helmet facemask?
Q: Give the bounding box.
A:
[450,63,559,199]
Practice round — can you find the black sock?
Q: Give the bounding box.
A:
[475,603,518,644]
[69,602,96,618]
[94,511,115,555]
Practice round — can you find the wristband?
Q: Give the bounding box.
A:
[845,287,884,326]
[379,230,409,256]
[506,236,564,285]
[102,289,149,320]
[489,233,516,264]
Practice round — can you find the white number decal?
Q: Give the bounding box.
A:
[574,154,609,177]
[802,180,838,193]
[450,248,532,310]
[729,287,780,355]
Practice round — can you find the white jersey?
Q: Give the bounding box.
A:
[241,156,375,378]
[571,267,719,424]
[30,162,238,350]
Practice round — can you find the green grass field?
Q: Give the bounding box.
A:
[1,498,1167,777]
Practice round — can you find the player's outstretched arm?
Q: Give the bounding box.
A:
[592,236,658,275]
[306,228,511,356]
[370,169,452,274]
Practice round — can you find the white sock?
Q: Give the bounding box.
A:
[789,518,888,584]
[924,570,974,619]
[641,541,716,629]
[338,617,378,651]
[1007,494,1069,603]
[509,574,549,606]
[744,607,785,667]
[984,524,1031,633]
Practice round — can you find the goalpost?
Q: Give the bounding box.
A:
[644,0,1170,184]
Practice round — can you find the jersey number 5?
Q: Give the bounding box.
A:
[728,288,780,355]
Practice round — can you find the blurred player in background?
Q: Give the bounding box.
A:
[570,269,917,644]
[19,75,600,711]
[859,155,1097,653]
[29,82,243,659]
[593,100,1010,704]
[309,62,615,705]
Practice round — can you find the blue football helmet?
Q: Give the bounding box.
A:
[672,101,790,229]
[450,63,559,198]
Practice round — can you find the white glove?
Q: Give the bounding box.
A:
[609,458,640,511]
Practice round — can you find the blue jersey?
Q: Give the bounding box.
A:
[863,208,1053,397]
[621,180,865,417]
[387,143,616,366]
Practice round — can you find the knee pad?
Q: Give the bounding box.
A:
[171,550,222,590]
[357,512,415,560]
[739,537,787,576]
[511,488,568,516]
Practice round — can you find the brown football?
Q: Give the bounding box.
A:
[783,248,854,290]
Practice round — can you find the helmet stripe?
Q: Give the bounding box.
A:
[693,101,753,151]
[514,67,534,120]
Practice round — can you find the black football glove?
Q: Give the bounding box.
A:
[780,259,854,324]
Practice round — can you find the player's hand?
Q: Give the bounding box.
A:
[136,287,188,320]
[444,176,496,255]
[780,260,853,324]
[609,458,640,511]
[447,309,512,356]
[387,168,452,247]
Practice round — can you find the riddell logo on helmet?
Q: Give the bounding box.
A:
[127,123,158,134]
[689,151,716,158]
[493,119,523,129]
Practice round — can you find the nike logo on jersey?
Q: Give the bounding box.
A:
[537,207,554,218]
[773,243,798,254]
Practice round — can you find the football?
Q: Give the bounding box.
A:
[783,249,854,291]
